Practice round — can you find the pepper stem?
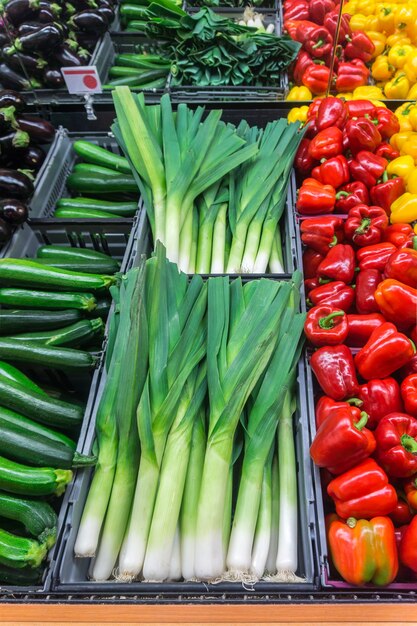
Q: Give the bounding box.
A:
[410,338,416,354]
[312,39,325,49]
[413,236,417,251]
[329,235,338,248]
[318,310,345,329]
[318,277,332,285]
[354,412,369,431]
[401,433,417,454]
[382,170,389,182]
[355,218,371,235]
[335,191,349,199]
[347,397,364,407]
[346,517,357,528]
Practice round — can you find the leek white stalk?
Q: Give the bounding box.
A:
[250,450,273,579]
[168,526,181,581]
[210,202,227,273]
[268,227,285,274]
[265,455,279,575]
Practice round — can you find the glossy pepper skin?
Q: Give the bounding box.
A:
[311,344,359,401]
[284,1,310,21]
[370,177,406,215]
[403,476,417,510]
[345,31,375,64]
[309,127,343,161]
[308,0,335,24]
[346,313,386,348]
[401,374,417,418]
[390,193,417,224]
[327,515,398,586]
[297,178,336,215]
[315,396,363,429]
[305,305,348,347]
[303,247,324,278]
[375,279,417,329]
[316,97,348,131]
[302,64,331,95]
[317,244,355,284]
[336,60,370,92]
[311,407,376,475]
[355,269,382,315]
[309,281,355,312]
[344,117,382,156]
[345,100,376,119]
[344,205,388,247]
[389,496,413,527]
[400,516,417,573]
[335,182,370,212]
[300,216,344,255]
[383,224,415,249]
[355,322,416,380]
[375,142,400,161]
[374,108,401,140]
[356,242,396,272]
[292,51,315,86]
[312,155,350,188]
[327,458,398,519]
[385,247,417,288]
[295,138,317,176]
[303,26,333,59]
[375,413,417,478]
[324,9,351,43]
[359,378,403,430]
[349,152,388,188]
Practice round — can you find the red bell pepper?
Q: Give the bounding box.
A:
[315,395,363,429]
[335,60,370,92]
[305,305,348,347]
[316,96,348,131]
[358,378,403,429]
[324,9,351,42]
[304,27,333,59]
[284,19,304,39]
[327,515,398,586]
[293,20,325,43]
[370,176,406,215]
[295,138,317,176]
[284,1,310,22]
[411,326,417,345]
[400,515,417,573]
[305,277,320,295]
[349,152,388,188]
[296,178,336,215]
[309,127,343,160]
[355,322,416,380]
[345,100,377,119]
[356,242,396,271]
[317,243,355,284]
[375,279,417,329]
[344,117,382,156]
[308,0,336,24]
[399,354,417,379]
[373,108,401,140]
[309,281,355,311]
[355,269,382,315]
[389,495,414,526]
[335,181,370,212]
[375,413,417,478]
[300,216,344,256]
[303,247,325,278]
[311,344,359,400]
[383,224,415,249]
[375,142,400,160]
[302,64,332,95]
[292,50,315,85]
[346,313,386,348]
[345,31,375,63]
[312,155,350,188]
[385,247,417,288]
[404,476,417,510]
[401,374,417,417]
[311,407,376,475]
[344,205,388,247]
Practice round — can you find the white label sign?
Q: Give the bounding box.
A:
[61,66,102,94]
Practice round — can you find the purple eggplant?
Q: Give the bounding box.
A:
[0,169,34,198]
[4,0,41,27]
[18,144,45,170]
[0,64,41,90]
[4,48,47,77]
[40,1,61,15]
[52,45,82,67]
[97,5,114,23]
[70,10,107,33]
[17,21,44,35]
[0,106,17,132]
[7,23,63,54]
[0,32,12,47]
[72,31,99,50]
[0,198,28,224]
[0,90,25,111]
[42,68,64,87]
[71,0,98,10]
[15,116,55,142]
[0,218,13,243]
[0,130,30,155]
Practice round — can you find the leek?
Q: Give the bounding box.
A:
[250,447,273,579]
[265,454,279,575]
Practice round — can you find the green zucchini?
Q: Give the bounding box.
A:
[0,339,97,369]
[73,140,131,174]
[0,259,116,291]
[56,197,136,218]
[54,208,128,220]
[114,54,170,69]
[36,245,120,265]
[0,455,72,497]
[8,318,104,348]
[0,563,42,584]
[105,72,166,87]
[73,163,123,178]
[67,171,138,194]
[120,3,148,17]
[32,258,120,275]
[109,66,166,77]
[0,361,46,396]
[0,288,97,311]
[0,309,83,334]
[0,493,57,548]
[125,21,147,32]
[0,406,96,470]
[89,297,111,319]
[0,375,84,428]
[0,528,47,569]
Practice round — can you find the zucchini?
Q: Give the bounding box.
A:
[0,406,96,470]
[0,361,46,396]
[0,455,72,497]
[54,208,128,220]
[0,375,84,428]
[0,288,97,311]
[0,528,47,569]
[73,163,123,178]
[114,54,170,70]
[32,258,120,274]
[120,3,148,17]
[89,297,111,319]
[66,171,138,194]
[36,245,120,265]
[8,318,104,348]
[0,493,57,548]
[0,339,97,369]
[0,309,83,334]
[0,258,116,291]
[73,141,131,174]
[0,563,42,584]
[105,74,166,88]
[56,197,136,218]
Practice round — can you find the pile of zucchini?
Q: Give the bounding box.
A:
[53,140,139,220]
[0,247,120,584]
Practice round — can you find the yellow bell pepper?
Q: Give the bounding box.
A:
[406,168,417,193]
[386,32,412,47]
[356,0,376,15]
[395,102,417,131]
[390,193,417,223]
[353,86,385,100]
[343,0,358,13]
[384,71,410,98]
[403,51,417,82]
[336,92,353,100]
[367,32,387,58]
[388,44,415,68]
[287,106,309,124]
[401,136,417,163]
[386,155,415,180]
[377,5,398,35]
[407,83,417,98]
[395,5,417,33]
[372,55,396,82]
[391,131,417,151]
[286,86,312,101]
[349,14,368,30]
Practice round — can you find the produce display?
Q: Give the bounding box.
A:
[0,0,116,90]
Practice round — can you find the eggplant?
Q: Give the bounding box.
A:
[70,10,107,33]
[7,23,63,54]
[19,144,45,170]
[52,45,82,67]
[0,64,39,90]
[72,31,99,50]
[0,90,25,111]
[0,106,17,133]
[40,1,61,15]
[0,33,12,48]
[0,218,13,244]
[4,48,47,77]
[42,68,64,87]
[97,5,114,23]
[0,130,30,157]
[4,0,41,27]
[15,116,55,142]
[0,169,33,199]
[71,0,99,9]
[0,198,28,224]
[17,21,44,36]
[38,7,55,21]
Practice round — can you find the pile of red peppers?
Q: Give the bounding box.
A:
[298,97,417,587]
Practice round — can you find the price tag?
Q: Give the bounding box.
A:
[61,66,102,95]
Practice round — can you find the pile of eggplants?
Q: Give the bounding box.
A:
[0,90,55,245]
[0,0,116,90]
